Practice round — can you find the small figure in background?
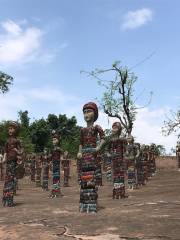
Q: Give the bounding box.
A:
[141,145,149,185]
[176,142,180,171]
[35,154,42,187]
[30,154,36,182]
[0,149,4,181]
[62,150,71,187]
[41,149,50,191]
[149,144,157,177]
[125,135,138,190]
[2,121,22,207]
[49,131,63,198]
[108,122,127,199]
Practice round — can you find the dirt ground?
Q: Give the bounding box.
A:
[0,161,180,240]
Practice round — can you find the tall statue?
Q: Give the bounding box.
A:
[62,150,71,187]
[35,154,42,187]
[108,122,127,199]
[30,154,36,182]
[0,149,4,181]
[41,149,50,191]
[2,121,22,207]
[135,143,143,187]
[49,131,63,198]
[149,144,157,177]
[176,142,180,171]
[140,144,149,185]
[77,102,105,213]
[124,135,138,190]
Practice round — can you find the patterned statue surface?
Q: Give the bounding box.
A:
[30,154,36,182]
[2,122,22,207]
[62,150,71,187]
[49,131,63,198]
[77,102,105,213]
[107,122,127,199]
[176,142,180,171]
[140,144,149,185]
[149,144,157,177]
[135,143,143,186]
[41,149,50,191]
[35,154,42,187]
[124,135,138,190]
[0,150,5,181]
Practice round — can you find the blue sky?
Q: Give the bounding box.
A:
[0,0,179,152]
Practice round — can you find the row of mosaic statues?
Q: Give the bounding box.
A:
[1,102,178,212]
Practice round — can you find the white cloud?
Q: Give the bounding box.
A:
[0,20,43,65]
[0,86,80,121]
[0,19,68,66]
[121,8,153,30]
[0,89,28,121]
[132,107,177,153]
[1,20,22,35]
[27,86,78,103]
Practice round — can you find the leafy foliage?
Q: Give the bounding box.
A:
[162,109,180,138]
[0,111,80,157]
[0,71,13,93]
[83,61,152,135]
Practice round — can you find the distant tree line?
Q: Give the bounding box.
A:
[0,111,81,157]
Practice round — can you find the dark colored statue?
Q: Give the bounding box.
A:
[49,131,63,198]
[41,149,50,191]
[108,122,127,199]
[2,121,22,207]
[62,151,71,187]
[176,142,180,171]
[125,135,138,190]
[35,154,42,187]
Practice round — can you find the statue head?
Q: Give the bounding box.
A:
[8,121,20,136]
[112,122,122,136]
[127,134,134,144]
[52,130,60,146]
[135,142,141,150]
[141,144,146,151]
[83,102,98,123]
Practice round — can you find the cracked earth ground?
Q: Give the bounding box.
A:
[0,165,180,240]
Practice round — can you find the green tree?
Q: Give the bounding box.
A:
[18,110,35,153]
[30,118,49,153]
[0,71,13,93]
[154,144,166,156]
[0,121,9,149]
[83,61,152,135]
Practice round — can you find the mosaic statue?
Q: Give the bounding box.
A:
[77,102,105,213]
[149,144,157,177]
[30,154,36,182]
[0,150,4,181]
[124,135,138,190]
[49,131,63,198]
[176,142,180,171]
[62,150,71,187]
[35,154,42,187]
[140,144,149,185]
[2,121,22,207]
[108,122,127,199]
[41,149,50,191]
